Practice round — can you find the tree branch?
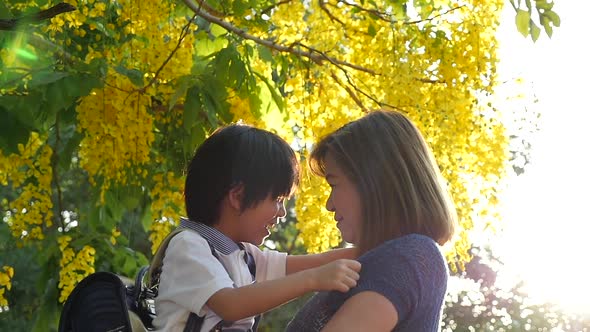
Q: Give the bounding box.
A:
[0,2,76,31]
[193,0,226,17]
[406,6,466,25]
[261,0,293,16]
[0,65,54,88]
[51,113,66,231]
[182,0,376,75]
[137,14,197,94]
[330,71,366,111]
[328,60,402,113]
[319,0,345,26]
[337,1,466,26]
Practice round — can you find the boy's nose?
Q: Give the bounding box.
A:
[276,201,287,218]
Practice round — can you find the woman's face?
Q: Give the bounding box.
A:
[323,153,363,244]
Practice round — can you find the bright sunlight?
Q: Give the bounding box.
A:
[493,1,590,316]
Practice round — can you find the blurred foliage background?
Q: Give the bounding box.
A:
[2,0,582,331]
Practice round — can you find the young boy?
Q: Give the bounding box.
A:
[152,124,361,332]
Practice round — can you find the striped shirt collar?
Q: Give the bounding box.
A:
[179,217,240,255]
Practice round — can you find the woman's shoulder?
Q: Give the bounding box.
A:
[374,233,440,254]
[360,234,447,275]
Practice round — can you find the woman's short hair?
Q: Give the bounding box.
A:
[310,110,456,253]
[185,124,299,226]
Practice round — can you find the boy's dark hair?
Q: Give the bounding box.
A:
[185,124,299,226]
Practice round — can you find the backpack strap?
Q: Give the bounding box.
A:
[148,225,260,331]
[147,228,187,290]
[184,241,260,332]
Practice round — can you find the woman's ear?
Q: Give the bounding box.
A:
[228,183,245,212]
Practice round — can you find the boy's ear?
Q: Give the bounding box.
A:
[228,183,244,212]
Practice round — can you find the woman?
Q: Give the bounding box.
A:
[286,110,457,331]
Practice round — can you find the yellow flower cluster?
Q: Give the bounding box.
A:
[294,164,342,253]
[118,0,195,84]
[45,0,102,36]
[75,0,195,202]
[229,94,266,128]
[148,172,185,253]
[0,266,14,308]
[77,71,154,200]
[0,133,53,243]
[268,0,508,261]
[148,220,175,255]
[110,227,121,245]
[57,236,96,303]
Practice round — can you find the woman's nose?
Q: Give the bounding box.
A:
[326,192,335,212]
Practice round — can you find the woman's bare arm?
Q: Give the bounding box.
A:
[321,291,398,332]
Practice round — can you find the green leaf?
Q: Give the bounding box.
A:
[229,55,247,88]
[41,73,101,130]
[248,88,263,118]
[104,190,124,226]
[0,92,42,128]
[27,71,70,88]
[123,255,137,274]
[210,24,228,38]
[201,76,231,124]
[87,203,102,231]
[232,0,248,16]
[202,91,219,126]
[56,125,83,171]
[257,45,273,63]
[118,185,142,210]
[515,9,531,37]
[169,75,193,111]
[31,278,59,332]
[72,73,102,97]
[184,86,202,132]
[84,57,109,78]
[194,31,228,56]
[545,10,561,27]
[391,2,407,20]
[185,124,207,155]
[0,2,12,18]
[45,78,71,118]
[530,22,541,42]
[0,106,33,154]
[115,65,145,87]
[534,0,553,10]
[141,206,153,232]
[368,24,377,37]
[540,16,553,37]
[214,46,234,83]
[253,72,285,113]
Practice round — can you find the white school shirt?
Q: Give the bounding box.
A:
[153,220,287,332]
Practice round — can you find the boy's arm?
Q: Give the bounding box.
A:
[286,247,359,275]
[206,258,361,322]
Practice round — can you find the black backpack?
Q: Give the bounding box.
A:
[58,228,259,332]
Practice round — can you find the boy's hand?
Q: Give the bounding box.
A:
[308,259,361,292]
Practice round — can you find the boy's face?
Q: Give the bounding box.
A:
[235,195,286,245]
